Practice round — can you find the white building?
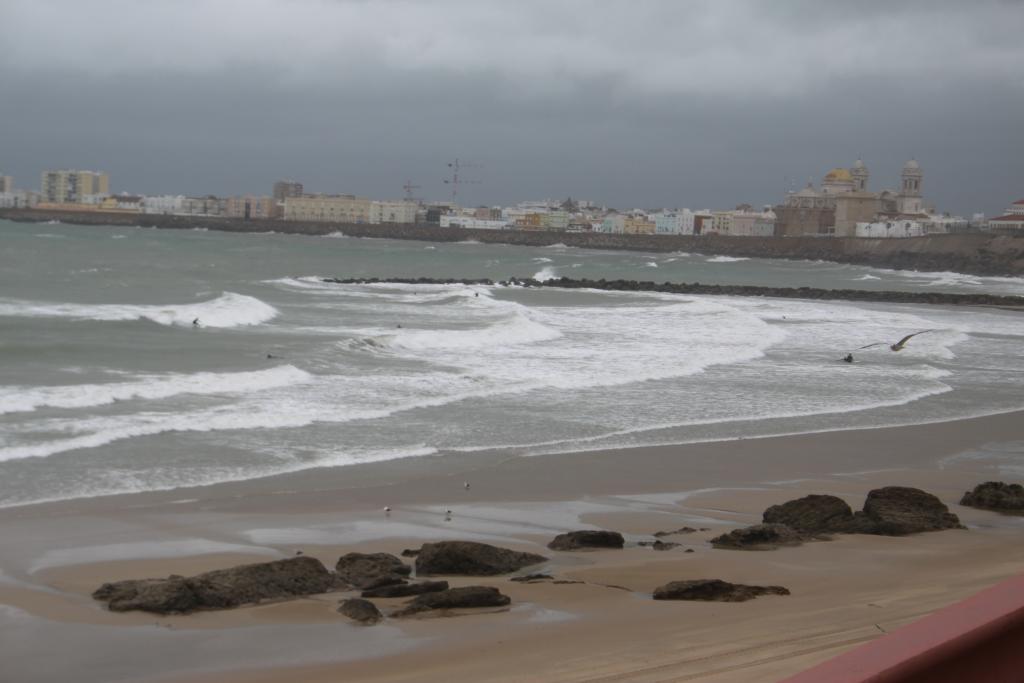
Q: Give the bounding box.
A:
[856,219,925,238]
[0,190,39,208]
[920,213,969,234]
[987,199,1024,233]
[143,195,187,215]
[439,214,508,230]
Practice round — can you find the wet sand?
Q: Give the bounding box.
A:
[1,411,1023,682]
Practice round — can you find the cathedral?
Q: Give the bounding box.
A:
[775,159,927,237]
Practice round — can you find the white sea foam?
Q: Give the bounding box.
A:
[0,365,311,415]
[533,266,558,281]
[645,261,659,268]
[532,257,553,263]
[0,404,330,463]
[0,292,278,328]
[387,311,562,352]
[269,278,483,305]
[854,274,881,280]
[864,267,1024,294]
[706,255,749,263]
[325,231,349,238]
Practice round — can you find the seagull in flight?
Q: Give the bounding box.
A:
[858,330,934,352]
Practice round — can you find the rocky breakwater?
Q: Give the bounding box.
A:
[323,276,1024,308]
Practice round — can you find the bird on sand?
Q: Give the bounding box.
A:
[383,506,391,516]
[463,481,470,490]
[858,330,933,352]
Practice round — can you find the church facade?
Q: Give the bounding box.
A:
[774,160,927,237]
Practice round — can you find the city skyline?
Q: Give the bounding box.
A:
[1,1,1022,215]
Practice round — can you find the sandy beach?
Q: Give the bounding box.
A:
[2,411,1023,683]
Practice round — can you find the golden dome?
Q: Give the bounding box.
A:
[823,168,853,182]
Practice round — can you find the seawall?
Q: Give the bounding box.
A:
[2,208,1022,277]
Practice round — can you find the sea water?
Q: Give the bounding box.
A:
[1,219,1023,508]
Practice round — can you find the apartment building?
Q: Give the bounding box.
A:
[225,195,277,219]
[40,170,109,203]
[283,195,372,223]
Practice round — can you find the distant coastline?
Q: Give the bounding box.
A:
[3,207,1023,277]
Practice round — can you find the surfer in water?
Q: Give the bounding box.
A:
[842,353,854,363]
[192,318,200,327]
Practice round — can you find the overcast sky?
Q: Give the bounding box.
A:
[1,0,1022,215]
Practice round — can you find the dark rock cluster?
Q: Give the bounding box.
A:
[335,552,411,590]
[92,542,538,616]
[710,523,808,550]
[361,581,449,599]
[653,579,790,602]
[337,598,382,625]
[92,557,340,614]
[90,482,1003,622]
[960,481,1024,513]
[547,530,625,551]
[414,541,547,576]
[711,487,964,550]
[391,586,511,617]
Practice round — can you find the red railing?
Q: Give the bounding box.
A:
[778,574,1024,683]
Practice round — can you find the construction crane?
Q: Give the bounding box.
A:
[402,180,422,203]
[443,159,481,203]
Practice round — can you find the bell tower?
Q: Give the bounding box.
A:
[851,158,869,192]
[898,159,923,214]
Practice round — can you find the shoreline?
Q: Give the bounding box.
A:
[3,402,1023,515]
[3,208,1023,277]
[2,412,1023,681]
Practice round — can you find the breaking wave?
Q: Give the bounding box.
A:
[0,292,278,328]
[706,255,749,263]
[0,365,311,415]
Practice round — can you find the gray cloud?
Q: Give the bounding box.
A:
[1,1,1022,214]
